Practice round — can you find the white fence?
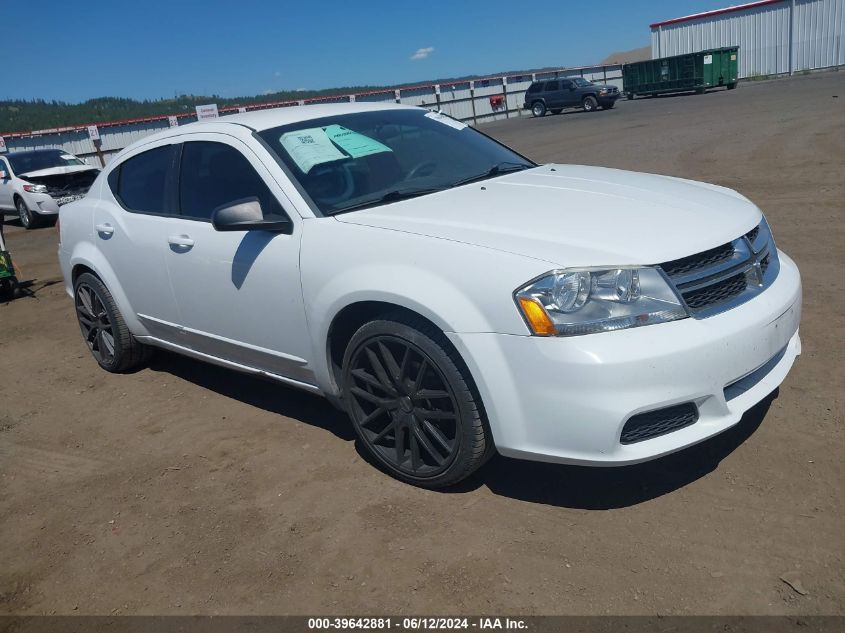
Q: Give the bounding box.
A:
[0,64,623,167]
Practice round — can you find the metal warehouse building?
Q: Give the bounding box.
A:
[651,0,845,78]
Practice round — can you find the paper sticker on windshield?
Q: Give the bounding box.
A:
[424,111,467,131]
[324,125,391,159]
[280,127,346,174]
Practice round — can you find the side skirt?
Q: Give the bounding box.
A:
[136,335,324,396]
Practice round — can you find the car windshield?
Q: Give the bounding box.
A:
[572,78,593,88]
[7,150,86,175]
[258,108,535,215]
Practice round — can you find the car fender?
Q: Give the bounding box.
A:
[66,240,147,335]
[301,219,552,394]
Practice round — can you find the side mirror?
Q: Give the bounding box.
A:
[211,197,292,233]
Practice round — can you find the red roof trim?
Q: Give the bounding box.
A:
[650,0,785,28]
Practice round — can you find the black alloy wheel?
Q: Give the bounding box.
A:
[75,280,117,366]
[342,316,492,487]
[73,272,151,372]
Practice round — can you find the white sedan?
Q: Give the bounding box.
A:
[57,103,801,487]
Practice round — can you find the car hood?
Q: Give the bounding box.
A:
[335,164,762,267]
[18,164,99,179]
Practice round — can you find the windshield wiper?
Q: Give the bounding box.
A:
[328,187,443,215]
[450,162,532,188]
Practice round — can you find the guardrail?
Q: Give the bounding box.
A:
[0,64,623,166]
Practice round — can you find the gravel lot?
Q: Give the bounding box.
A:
[1,72,843,616]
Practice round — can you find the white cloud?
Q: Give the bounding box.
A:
[410,46,434,61]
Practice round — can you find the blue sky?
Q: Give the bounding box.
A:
[2,0,731,103]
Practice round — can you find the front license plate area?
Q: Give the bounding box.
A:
[55,194,84,206]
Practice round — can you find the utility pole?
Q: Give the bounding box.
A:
[789,0,795,75]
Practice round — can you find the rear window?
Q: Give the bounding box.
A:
[527,83,542,94]
[111,145,176,214]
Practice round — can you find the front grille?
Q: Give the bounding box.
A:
[683,272,748,309]
[660,242,735,277]
[658,221,778,317]
[746,226,759,244]
[620,402,699,444]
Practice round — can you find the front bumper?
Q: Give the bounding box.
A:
[21,191,60,216]
[447,251,802,466]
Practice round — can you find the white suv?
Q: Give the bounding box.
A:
[57,103,802,487]
[0,149,100,229]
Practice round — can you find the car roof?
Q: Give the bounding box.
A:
[5,148,66,157]
[116,101,422,160]
[224,101,418,131]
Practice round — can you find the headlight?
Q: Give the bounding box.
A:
[23,183,48,194]
[515,267,688,336]
[599,88,609,94]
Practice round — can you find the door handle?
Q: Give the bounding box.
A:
[95,223,114,236]
[167,234,194,248]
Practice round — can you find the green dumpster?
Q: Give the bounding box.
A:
[623,47,739,99]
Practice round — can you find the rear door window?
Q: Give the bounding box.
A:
[112,145,177,214]
[544,81,559,91]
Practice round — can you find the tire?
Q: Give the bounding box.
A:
[626,92,635,100]
[582,95,598,112]
[16,197,39,230]
[727,82,738,90]
[342,313,493,488]
[73,272,152,373]
[550,108,562,115]
[531,101,546,117]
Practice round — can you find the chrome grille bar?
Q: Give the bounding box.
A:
[658,218,779,318]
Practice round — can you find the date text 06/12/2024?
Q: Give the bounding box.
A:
[307,617,528,630]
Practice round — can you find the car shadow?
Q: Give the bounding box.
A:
[144,349,777,509]
[146,350,355,442]
[452,390,778,509]
[540,108,616,119]
[635,89,726,101]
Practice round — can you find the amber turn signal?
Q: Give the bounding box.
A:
[518,296,556,336]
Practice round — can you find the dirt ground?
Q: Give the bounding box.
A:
[1,72,843,616]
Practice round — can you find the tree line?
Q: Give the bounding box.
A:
[0,88,382,133]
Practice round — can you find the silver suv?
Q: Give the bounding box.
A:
[0,149,99,229]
